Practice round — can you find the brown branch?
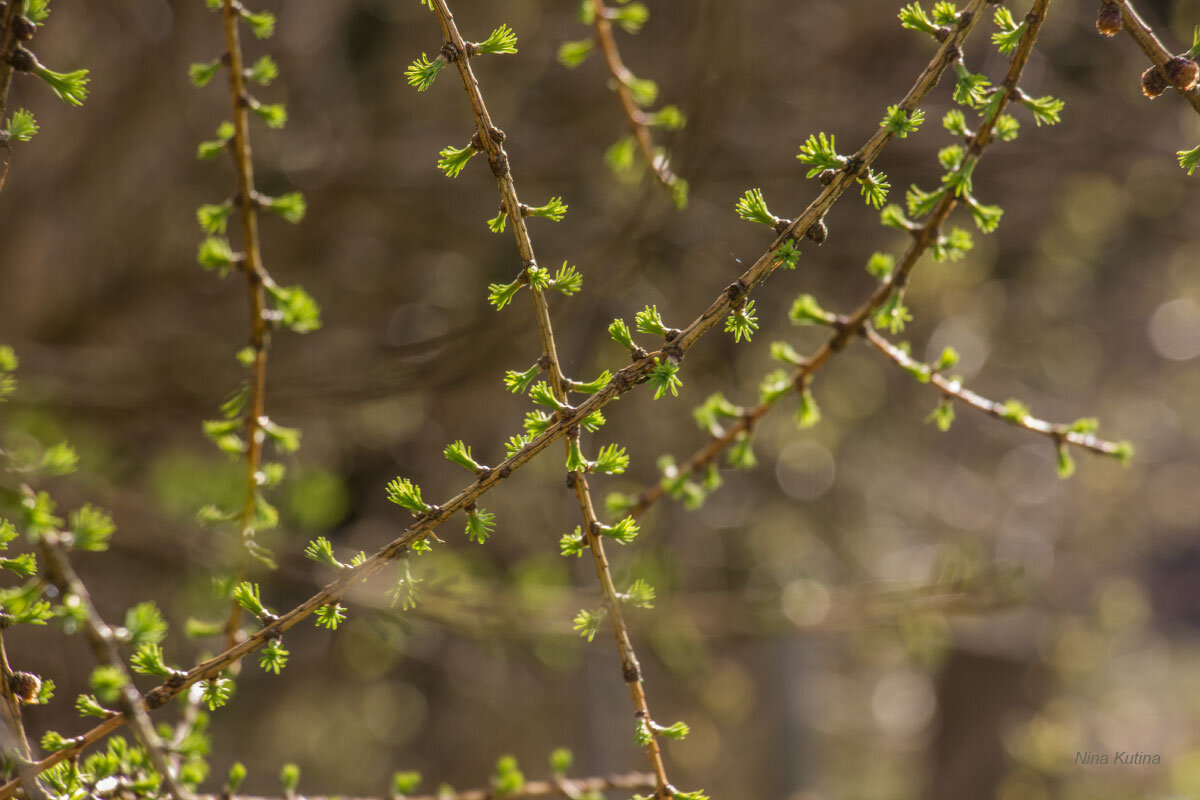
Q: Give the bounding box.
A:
[430,1,673,791]
[0,5,992,792]
[628,0,1066,519]
[862,325,1127,458]
[38,533,191,800]
[588,0,683,203]
[1112,0,1200,115]
[0,0,26,194]
[219,0,271,652]
[195,772,656,800]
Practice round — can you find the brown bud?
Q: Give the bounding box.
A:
[12,15,36,40]
[9,671,41,704]
[1165,56,1200,91]
[805,220,828,245]
[1141,66,1168,98]
[817,168,837,186]
[1095,3,1122,37]
[8,46,35,73]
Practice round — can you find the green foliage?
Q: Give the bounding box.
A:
[202,677,233,710]
[444,440,482,472]
[551,262,583,295]
[437,142,479,178]
[647,358,682,399]
[524,197,568,221]
[600,515,640,544]
[797,132,844,177]
[558,39,595,68]
[735,188,777,226]
[623,578,655,608]
[789,294,834,326]
[898,2,941,36]
[465,508,496,543]
[248,55,279,86]
[477,24,519,55]
[795,385,821,429]
[314,603,347,629]
[197,121,235,160]
[242,8,277,39]
[609,318,636,350]
[280,764,301,793]
[232,581,274,622]
[190,59,222,88]
[249,99,288,129]
[406,53,446,92]
[991,6,1028,55]
[1018,94,1065,126]
[881,104,924,138]
[32,64,91,106]
[592,443,629,475]
[386,478,431,514]
[4,109,39,142]
[1180,145,1200,175]
[393,771,422,796]
[492,755,524,796]
[258,639,289,674]
[572,607,606,641]
[774,238,802,270]
[130,643,175,678]
[724,301,759,343]
[261,191,307,223]
[952,63,991,109]
[635,305,670,338]
[123,602,168,647]
[858,167,890,209]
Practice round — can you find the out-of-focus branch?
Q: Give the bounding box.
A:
[196,772,656,800]
[39,532,191,800]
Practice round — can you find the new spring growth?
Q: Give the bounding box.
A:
[7,46,90,106]
[407,25,518,92]
[386,477,431,515]
[797,132,890,209]
[898,2,961,38]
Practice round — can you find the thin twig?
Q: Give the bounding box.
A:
[0,6,991,792]
[39,533,192,800]
[862,325,1122,455]
[588,0,682,201]
[0,629,45,800]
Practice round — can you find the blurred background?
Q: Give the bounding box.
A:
[2,0,1200,797]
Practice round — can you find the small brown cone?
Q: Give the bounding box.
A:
[1142,66,1168,98]
[1165,56,1200,91]
[1095,3,1122,37]
[9,671,41,704]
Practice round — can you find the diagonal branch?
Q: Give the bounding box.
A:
[627,0,1079,519]
[1111,0,1200,115]
[862,325,1126,461]
[0,0,27,194]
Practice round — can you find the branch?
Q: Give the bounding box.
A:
[0,0,26,193]
[627,0,1069,518]
[0,5,992,792]
[0,629,45,800]
[196,772,656,800]
[587,0,686,206]
[427,0,673,791]
[218,0,272,651]
[1110,0,1200,115]
[38,533,192,800]
[862,325,1129,464]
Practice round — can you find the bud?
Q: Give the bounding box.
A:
[805,220,828,245]
[1165,56,1200,91]
[1095,3,1122,37]
[1141,66,1168,98]
[9,671,41,704]
[7,46,35,73]
[11,16,36,41]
